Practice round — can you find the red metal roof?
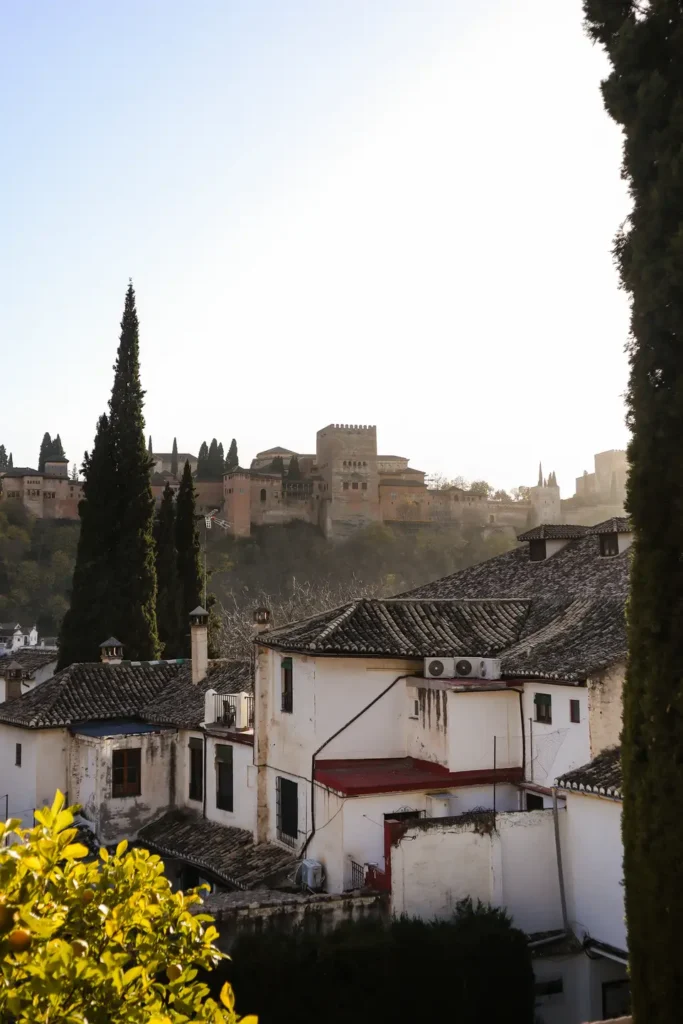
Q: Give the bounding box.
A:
[314,757,522,796]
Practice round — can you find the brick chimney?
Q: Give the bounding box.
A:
[189,606,209,684]
[99,637,123,665]
[252,606,271,635]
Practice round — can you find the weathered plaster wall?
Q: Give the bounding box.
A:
[587,661,624,758]
[448,689,522,772]
[204,735,256,834]
[521,682,590,786]
[407,684,448,766]
[0,725,67,825]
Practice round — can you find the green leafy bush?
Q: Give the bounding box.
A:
[0,793,254,1024]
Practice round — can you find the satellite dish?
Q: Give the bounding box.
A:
[428,659,445,677]
[455,659,473,676]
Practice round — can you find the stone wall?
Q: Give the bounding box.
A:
[588,661,625,758]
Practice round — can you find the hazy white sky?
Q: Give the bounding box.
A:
[2,0,629,495]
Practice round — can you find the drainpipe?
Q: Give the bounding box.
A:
[299,673,413,860]
[202,732,207,820]
[552,786,569,932]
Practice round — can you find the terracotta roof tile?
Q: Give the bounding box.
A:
[517,524,589,541]
[556,747,622,798]
[587,517,632,534]
[0,649,58,677]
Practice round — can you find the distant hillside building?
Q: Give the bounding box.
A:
[0,458,82,519]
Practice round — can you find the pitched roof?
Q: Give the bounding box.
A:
[556,747,622,798]
[260,598,531,658]
[587,517,632,534]
[0,657,252,731]
[0,649,58,677]
[517,524,589,541]
[255,446,297,457]
[144,661,251,728]
[1,467,40,477]
[138,811,295,889]
[0,661,181,728]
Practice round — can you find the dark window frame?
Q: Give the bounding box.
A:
[526,793,544,811]
[602,979,630,1019]
[534,692,552,725]
[570,698,581,724]
[215,744,233,812]
[112,748,141,798]
[599,533,619,557]
[281,657,293,713]
[529,539,546,562]
[15,743,21,767]
[276,776,298,846]
[189,737,203,802]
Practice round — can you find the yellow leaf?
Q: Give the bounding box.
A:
[51,791,65,818]
[63,843,89,859]
[55,810,75,833]
[116,839,128,857]
[220,982,235,1012]
[100,847,109,861]
[239,1017,259,1023]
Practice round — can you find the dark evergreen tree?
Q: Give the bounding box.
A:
[225,438,238,472]
[38,433,52,472]
[148,436,153,455]
[269,455,284,476]
[584,4,683,1020]
[171,437,179,478]
[58,417,118,668]
[59,283,159,666]
[8,453,12,469]
[51,434,65,461]
[217,441,224,471]
[0,445,8,470]
[207,438,221,479]
[175,461,203,655]
[155,483,181,657]
[196,441,209,480]
[537,463,543,487]
[287,455,302,481]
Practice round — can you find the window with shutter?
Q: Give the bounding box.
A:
[189,737,203,802]
[534,692,552,724]
[216,745,233,812]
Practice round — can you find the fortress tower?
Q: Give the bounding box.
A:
[529,464,561,526]
[316,424,381,539]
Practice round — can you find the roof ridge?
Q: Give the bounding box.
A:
[314,601,361,644]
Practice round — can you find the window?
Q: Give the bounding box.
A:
[529,539,546,562]
[602,979,630,1019]
[534,692,552,724]
[343,482,349,490]
[599,533,619,557]
[260,488,266,502]
[281,657,293,713]
[526,793,544,811]
[489,514,495,524]
[384,809,422,822]
[362,482,367,490]
[112,748,141,798]
[15,743,21,767]
[534,978,563,997]
[189,737,203,802]
[570,699,581,724]
[409,698,419,719]
[215,744,233,812]
[276,776,298,846]
[352,482,358,490]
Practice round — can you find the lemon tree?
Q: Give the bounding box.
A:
[0,792,255,1024]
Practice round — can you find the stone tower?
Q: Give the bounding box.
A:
[223,469,251,537]
[529,464,561,526]
[316,424,381,539]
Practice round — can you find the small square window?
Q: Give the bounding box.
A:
[599,533,619,557]
[534,693,552,724]
[352,482,358,490]
[343,482,349,490]
[112,748,141,798]
[362,482,367,490]
[570,699,580,723]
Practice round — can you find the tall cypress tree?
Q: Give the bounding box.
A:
[171,437,179,478]
[8,453,12,469]
[148,435,153,455]
[584,4,683,1020]
[196,441,209,480]
[287,455,302,481]
[59,283,159,666]
[38,433,52,472]
[0,445,8,470]
[51,434,65,461]
[207,438,220,479]
[225,438,238,472]
[175,460,203,655]
[58,417,118,667]
[155,482,181,657]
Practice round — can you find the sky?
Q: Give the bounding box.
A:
[2,0,630,496]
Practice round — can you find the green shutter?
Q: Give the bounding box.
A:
[281,657,292,670]
[189,736,203,750]
[534,693,551,706]
[215,744,233,764]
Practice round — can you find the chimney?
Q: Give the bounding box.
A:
[252,607,271,635]
[189,606,209,684]
[99,637,124,665]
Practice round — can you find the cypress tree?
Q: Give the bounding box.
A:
[208,438,220,479]
[225,438,238,472]
[217,441,225,471]
[59,283,159,666]
[269,455,284,476]
[58,416,118,667]
[0,445,7,470]
[155,482,181,657]
[287,455,302,481]
[197,441,209,480]
[148,435,153,455]
[584,4,683,1020]
[537,463,543,487]
[8,453,12,469]
[51,434,65,461]
[175,460,203,655]
[38,433,52,472]
[171,437,179,478]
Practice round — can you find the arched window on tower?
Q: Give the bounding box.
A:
[260,488,267,502]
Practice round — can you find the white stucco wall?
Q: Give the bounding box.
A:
[406,684,449,765]
[522,682,590,786]
[0,725,67,826]
[204,736,256,834]
[561,792,626,952]
[391,810,563,933]
[587,661,624,758]
[448,689,522,771]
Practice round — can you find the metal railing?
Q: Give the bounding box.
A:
[211,693,255,729]
[350,860,365,890]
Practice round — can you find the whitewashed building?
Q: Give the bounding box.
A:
[0,648,58,703]
[0,622,39,654]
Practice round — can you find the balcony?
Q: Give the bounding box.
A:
[204,691,254,731]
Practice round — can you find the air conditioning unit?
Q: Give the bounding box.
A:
[424,657,456,679]
[297,859,324,892]
[423,657,501,680]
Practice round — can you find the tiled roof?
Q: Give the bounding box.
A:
[401,534,628,602]
[144,661,251,728]
[588,517,632,534]
[0,657,251,731]
[556,747,622,798]
[0,661,181,728]
[261,598,531,657]
[517,524,589,541]
[138,811,295,889]
[1,467,40,477]
[0,649,58,677]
